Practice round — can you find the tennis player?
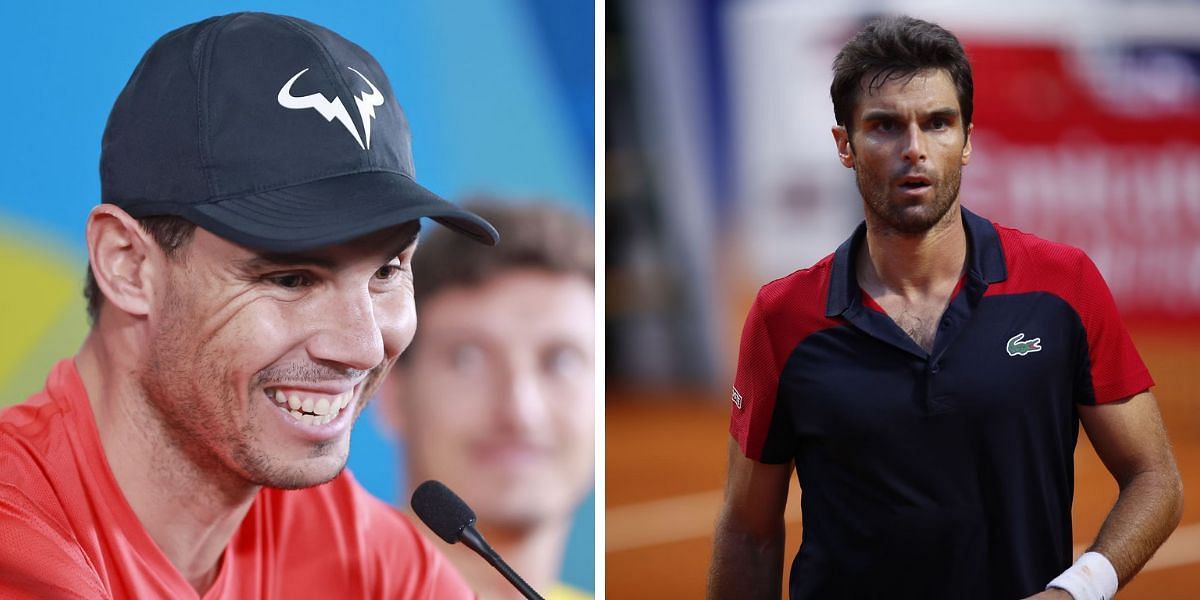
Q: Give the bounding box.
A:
[708,15,1182,600]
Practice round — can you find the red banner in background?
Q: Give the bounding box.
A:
[964,42,1200,317]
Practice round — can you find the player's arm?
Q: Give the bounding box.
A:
[1078,390,1184,586]
[707,437,793,600]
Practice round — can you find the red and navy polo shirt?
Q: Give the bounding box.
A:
[730,207,1152,600]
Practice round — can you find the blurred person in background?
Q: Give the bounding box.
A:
[708,15,1182,600]
[381,201,595,600]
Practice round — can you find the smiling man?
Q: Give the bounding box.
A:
[0,12,496,598]
[707,15,1183,600]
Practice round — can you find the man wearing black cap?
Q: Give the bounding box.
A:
[0,12,495,597]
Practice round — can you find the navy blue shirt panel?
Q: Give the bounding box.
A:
[782,293,1084,599]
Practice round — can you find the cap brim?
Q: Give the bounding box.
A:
[183,171,498,252]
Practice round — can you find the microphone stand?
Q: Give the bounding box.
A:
[459,525,545,600]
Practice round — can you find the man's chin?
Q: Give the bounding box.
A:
[473,492,579,533]
[251,455,349,490]
[876,202,956,235]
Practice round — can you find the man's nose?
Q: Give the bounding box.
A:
[901,123,927,164]
[495,367,548,434]
[306,286,387,371]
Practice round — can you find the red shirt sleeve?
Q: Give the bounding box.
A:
[1071,253,1154,404]
[729,293,790,463]
[729,265,835,463]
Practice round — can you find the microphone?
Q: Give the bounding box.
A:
[411,480,546,600]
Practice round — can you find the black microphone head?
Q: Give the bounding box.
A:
[411,480,477,544]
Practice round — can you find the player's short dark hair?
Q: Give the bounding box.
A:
[413,200,594,305]
[84,215,197,324]
[831,15,973,135]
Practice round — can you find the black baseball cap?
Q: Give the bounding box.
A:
[100,12,498,252]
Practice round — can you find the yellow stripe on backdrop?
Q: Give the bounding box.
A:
[0,222,89,406]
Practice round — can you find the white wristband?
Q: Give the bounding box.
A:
[1046,551,1119,600]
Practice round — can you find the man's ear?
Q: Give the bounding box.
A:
[832,125,855,168]
[373,364,408,439]
[85,205,159,318]
[961,122,974,166]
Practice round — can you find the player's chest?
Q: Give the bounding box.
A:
[777,292,1085,437]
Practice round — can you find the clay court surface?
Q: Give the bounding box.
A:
[607,322,1200,598]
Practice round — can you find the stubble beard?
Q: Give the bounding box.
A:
[857,160,963,236]
[139,283,356,495]
[140,300,267,499]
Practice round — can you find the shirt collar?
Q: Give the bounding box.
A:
[825,206,1007,317]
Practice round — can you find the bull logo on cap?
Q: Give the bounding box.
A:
[277,66,384,150]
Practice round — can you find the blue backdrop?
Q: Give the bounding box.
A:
[0,0,594,591]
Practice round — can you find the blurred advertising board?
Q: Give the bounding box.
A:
[728,2,1200,316]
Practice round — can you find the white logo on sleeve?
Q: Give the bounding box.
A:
[277,67,385,150]
[731,387,743,410]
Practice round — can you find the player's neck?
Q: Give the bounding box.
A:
[77,326,257,595]
[418,510,569,599]
[858,204,966,298]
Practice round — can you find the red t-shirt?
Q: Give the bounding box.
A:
[0,359,473,599]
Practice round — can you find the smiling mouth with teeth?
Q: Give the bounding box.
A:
[266,388,353,427]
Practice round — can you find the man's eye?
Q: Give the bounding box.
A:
[544,345,586,377]
[930,118,947,130]
[449,344,486,372]
[876,120,895,132]
[268,273,310,289]
[375,264,403,280]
